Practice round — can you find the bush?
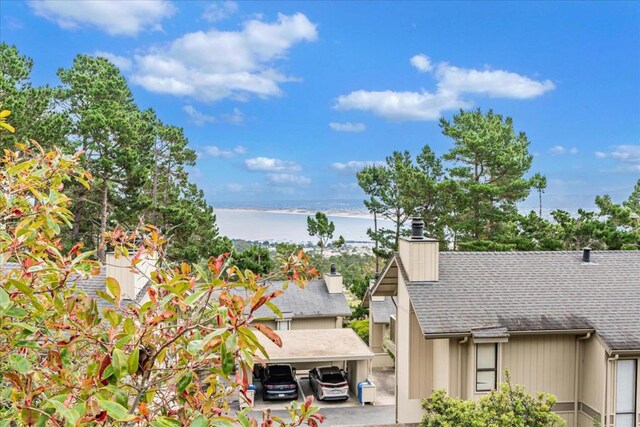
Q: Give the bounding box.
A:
[349,319,369,344]
[421,372,565,427]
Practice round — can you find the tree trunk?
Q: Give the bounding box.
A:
[151,143,158,226]
[538,190,543,217]
[373,211,379,273]
[97,178,109,262]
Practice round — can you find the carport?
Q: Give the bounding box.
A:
[256,328,375,395]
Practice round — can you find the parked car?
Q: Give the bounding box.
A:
[309,366,349,401]
[262,364,298,401]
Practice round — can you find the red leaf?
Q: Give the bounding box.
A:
[253,323,282,347]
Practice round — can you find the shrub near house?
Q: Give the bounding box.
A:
[421,373,565,427]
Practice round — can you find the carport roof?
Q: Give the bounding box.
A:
[257,329,375,363]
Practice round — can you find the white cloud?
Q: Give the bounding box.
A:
[550,145,578,155]
[202,1,238,22]
[245,157,301,172]
[184,105,217,125]
[329,122,366,132]
[331,160,385,173]
[222,108,245,125]
[130,13,317,102]
[335,55,554,121]
[28,0,175,36]
[93,51,132,71]
[595,145,640,172]
[335,90,469,121]
[435,63,555,99]
[410,54,433,72]
[184,105,245,125]
[204,145,247,158]
[267,173,311,185]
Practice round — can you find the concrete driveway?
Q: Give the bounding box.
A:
[251,369,396,426]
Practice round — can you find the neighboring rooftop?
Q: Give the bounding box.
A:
[252,279,351,319]
[370,297,396,324]
[402,251,640,352]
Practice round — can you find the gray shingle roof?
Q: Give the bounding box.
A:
[370,297,396,324]
[252,279,351,319]
[2,262,115,310]
[404,251,640,352]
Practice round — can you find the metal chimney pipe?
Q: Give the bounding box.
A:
[411,218,425,240]
[582,248,591,263]
[330,263,337,275]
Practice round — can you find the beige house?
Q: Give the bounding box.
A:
[365,295,396,368]
[371,219,640,427]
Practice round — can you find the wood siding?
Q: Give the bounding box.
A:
[409,310,434,399]
[398,239,439,282]
[291,317,338,330]
[502,335,576,402]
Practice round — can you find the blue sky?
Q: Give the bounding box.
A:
[1,1,639,212]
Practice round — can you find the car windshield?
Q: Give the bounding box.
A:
[321,373,344,383]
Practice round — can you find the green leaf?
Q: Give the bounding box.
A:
[127,347,140,375]
[123,317,135,335]
[185,290,205,305]
[176,371,193,393]
[49,399,79,426]
[0,287,10,310]
[111,348,128,379]
[96,290,115,305]
[9,354,30,373]
[106,277,121,303]
[97,399,135,421]
[189,415,209,427]
[150,417,182,427]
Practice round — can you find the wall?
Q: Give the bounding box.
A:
[398,238,439,282]
[502,335,577,402]
[291,317,338,330]
[579,336,607,425]
[396,274,428,424]
[408,312,434,399]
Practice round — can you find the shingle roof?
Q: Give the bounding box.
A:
[404,251,640,352]
[2,262,114,310]
[252,279,351,319]
[370,297,396,324]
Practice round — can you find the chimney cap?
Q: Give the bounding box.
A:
[582,247,591,263]
[330,263,337,275]
[411,217,425,240]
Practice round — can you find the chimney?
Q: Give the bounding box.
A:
[105,251,157,300]
[582,248,591,263]
[324,263,343,294]
[397,217,440,282]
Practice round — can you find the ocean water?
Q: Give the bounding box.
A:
[215,209,392,243]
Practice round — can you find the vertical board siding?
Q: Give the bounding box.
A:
[502,335,576,402]
[409,311,433,399]
[291,317,337,330]
[579,337,606,415]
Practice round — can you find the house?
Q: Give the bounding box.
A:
[252,264,351,331]
[371,218,640,426]
[364,294,396,368]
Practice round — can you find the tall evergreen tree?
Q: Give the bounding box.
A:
[440,109,534,249]
[0,43,69,150]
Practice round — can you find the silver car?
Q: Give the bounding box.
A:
[309,366,349,401]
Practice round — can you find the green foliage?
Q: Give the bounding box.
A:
[1,45,229,264]
[307,211,342,261]
[348,319,369,344]
[232,245,275,276]
[421,373,565,427]
[0,114,322,425]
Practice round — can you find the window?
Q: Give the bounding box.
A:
[276,319,291,331]
[616,359,637,427]
[476,343,498,392]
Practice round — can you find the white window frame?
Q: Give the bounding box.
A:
[275,318,291,331]
[475,343,498,393]
[615,358,638,427]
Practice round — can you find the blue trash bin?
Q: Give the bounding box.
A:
[357,380,376,405]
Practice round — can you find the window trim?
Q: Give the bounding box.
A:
[475,343,498,393]
[615,359,638,427]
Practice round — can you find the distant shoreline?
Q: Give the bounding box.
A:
[215,207,374,220]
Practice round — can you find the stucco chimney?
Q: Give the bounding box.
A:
[397,217,439,282]
[324,263,343,294]
[105,251,157,300]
